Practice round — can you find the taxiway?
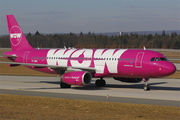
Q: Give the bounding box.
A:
[0,75,179,107]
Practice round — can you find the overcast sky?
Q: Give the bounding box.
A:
[0,0,180,34]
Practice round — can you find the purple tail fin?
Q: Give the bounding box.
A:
[6,15,33,51]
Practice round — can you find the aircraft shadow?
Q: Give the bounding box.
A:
[105,82,180,91]
[35,81,180,91]
[39,81,60,84]
[23,86,107,91]
[24,81,107,90]
[72,86,107,90]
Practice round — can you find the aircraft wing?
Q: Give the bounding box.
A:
[0,61,96,73]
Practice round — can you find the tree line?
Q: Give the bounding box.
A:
[0,30,180,49]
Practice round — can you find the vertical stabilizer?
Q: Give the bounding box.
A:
[6,15,33,51]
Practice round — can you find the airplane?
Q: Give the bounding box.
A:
[0,15,176,91]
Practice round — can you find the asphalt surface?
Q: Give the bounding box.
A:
[0,75,179,107]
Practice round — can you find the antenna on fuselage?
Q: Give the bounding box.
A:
[143,46,146,50]
[63,41,67,49]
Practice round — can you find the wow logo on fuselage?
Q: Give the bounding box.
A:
[10,26,22,46]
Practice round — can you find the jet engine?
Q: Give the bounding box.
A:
[113,77,142,83]
[61,71,92,85]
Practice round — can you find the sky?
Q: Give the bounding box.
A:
[0,0,180,34]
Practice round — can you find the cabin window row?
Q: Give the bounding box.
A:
[32,57,135,61]
[46,57,134,61]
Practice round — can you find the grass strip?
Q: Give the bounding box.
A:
[0,94,179,120]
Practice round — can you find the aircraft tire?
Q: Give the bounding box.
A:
[95,79,106,87]
[60,82,71,88]
[144,85,151,91]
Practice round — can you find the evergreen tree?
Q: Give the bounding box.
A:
[35,31,40,35]
[162,30,166,36]
[27,32,31,36]
[80,31,83,36]
[0,31,180,49]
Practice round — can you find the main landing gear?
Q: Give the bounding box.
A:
[95,78,106,87]
[143,78,151,91]
[60,82,71,88]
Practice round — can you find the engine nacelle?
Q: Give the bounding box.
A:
[61,71,92,86]
[113,77,142,83]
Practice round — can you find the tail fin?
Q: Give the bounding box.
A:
[6,15,33,51]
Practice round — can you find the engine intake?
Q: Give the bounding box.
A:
[61,71,92,85]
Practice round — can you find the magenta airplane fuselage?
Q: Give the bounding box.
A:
[2,15,176,90]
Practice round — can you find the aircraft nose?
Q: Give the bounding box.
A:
[160,62,176,76]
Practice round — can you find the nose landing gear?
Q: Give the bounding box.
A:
[143,78,151,91]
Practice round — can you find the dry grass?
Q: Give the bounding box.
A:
[0,94,179,120]
[165,70,180,79]
[0,49,10,55]
[158,51,180,59]
[0,57,56,77]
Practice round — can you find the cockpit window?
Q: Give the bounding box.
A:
[150,57,155,61]
[160,57,167,61]
[155,57,160,61]
[151,57,167,61]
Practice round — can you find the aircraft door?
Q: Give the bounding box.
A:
[135,52,144,68]
[23,51,30,63]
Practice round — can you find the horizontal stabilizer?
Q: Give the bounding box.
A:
[2,54,17,58]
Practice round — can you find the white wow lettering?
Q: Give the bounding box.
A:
[47,49,126,73]
[94,49,126,73]
[70,49,93,67]
[10,33,21,38]
[47,49,76,66]
[9,26,23,46]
